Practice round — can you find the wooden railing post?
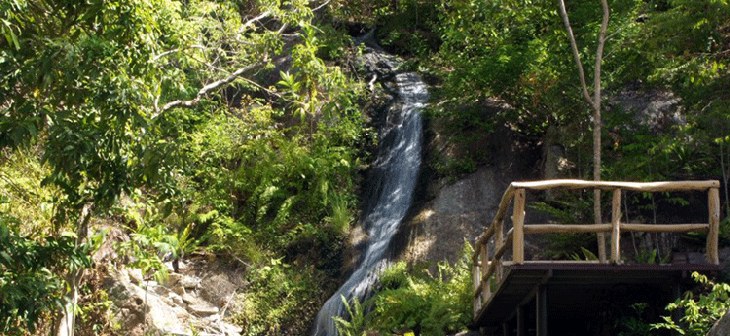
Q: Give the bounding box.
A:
[611,189,622,263]
[473,249,481,315]
[597,189,607,263]
[513,189,526,264]
[496,204,505,282]
[708,187,720,265]
[481,245,488,297]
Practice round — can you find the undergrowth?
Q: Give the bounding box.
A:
[350,242,474,336]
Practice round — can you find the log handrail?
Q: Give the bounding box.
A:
[473,179,721,318]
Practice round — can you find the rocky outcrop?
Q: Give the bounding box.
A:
[399,123,546,265]
[104,264,242,336]
[609,88,684,134]
[401,167,508,265]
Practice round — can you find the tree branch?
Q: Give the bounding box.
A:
[240,11,271,34]
[156,63,262,115]
[312,0,331,12]
[558,0,593,106]
[593,0,609,113]
[151,45,207,62]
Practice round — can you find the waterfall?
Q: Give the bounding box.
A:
[312,63,428,336]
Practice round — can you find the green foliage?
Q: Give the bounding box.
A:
[0,147,59,234]
[0,0,366,334]
[569,246,599,261]
[615,303,653,336]
[366,243,473,336]
[235,257,327,336]
[652,272,730,336]
[333,296,368,336]
[0,215,91,334]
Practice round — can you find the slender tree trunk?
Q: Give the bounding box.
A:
[54,203,94,336]
[558,0,610,261]
[721,139,730,217]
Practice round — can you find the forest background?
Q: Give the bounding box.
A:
[0,0,729,335]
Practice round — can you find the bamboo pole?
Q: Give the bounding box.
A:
[611,189,622,263]
[513,189,526,264]
[708,187,720,265]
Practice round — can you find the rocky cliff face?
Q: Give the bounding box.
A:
[395,123,544,266]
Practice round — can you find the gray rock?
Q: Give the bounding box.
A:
[188,304,219,316]
[167,272,184,286]
[128,268,144,285]
[168,292,183,305]
[707,309,730,336]
[105,269,191,335]
[220,321,243,336]
[182,292,197,304]
[179,275,201,289]
[609,88,684,134]
[202,313,221,323]
[403,167,508,265]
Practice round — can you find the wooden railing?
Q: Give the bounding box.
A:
[472,180,721,317]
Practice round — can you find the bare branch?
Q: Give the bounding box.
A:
[312,0,331,12]
[277,23,289,35]
[240,11,271,32]
[156,63,262,115]
[151,45,208,62]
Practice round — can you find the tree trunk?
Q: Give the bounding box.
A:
[54,203,94,336]
[558,0,610,261]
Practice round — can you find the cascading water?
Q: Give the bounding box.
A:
[312,58,428,336]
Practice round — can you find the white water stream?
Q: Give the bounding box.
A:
[312,70,428,335]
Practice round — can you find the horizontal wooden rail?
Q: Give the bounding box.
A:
[522,223,710,234]
[511,179,719,192]
[473,180,721,319]
[524,224,612,234]
[621,223,709,233]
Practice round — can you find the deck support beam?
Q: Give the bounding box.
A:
[516,304,526,336]
[537,284,548,336]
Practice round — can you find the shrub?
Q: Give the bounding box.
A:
[366,242,473,336]
[0,215,91,334]
[651,272,730,336]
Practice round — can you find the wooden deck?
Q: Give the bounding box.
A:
[472,180,722,336]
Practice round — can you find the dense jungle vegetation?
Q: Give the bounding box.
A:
[1,0,729,335]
